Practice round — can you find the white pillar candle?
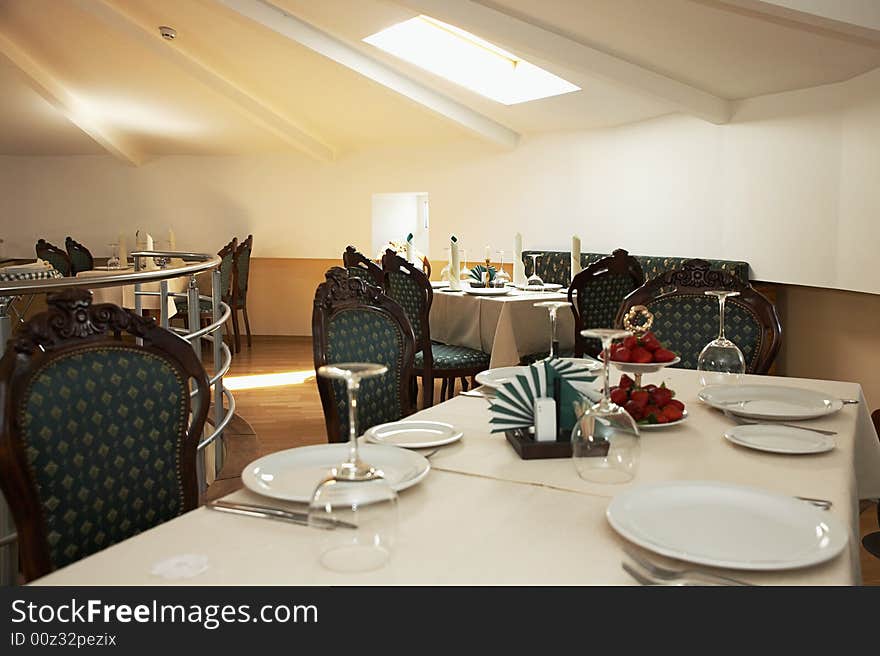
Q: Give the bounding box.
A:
[168,228,176,251]
[117,233,128,268]
[571,235,582,282]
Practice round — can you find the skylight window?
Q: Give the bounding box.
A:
[363,15,580,105]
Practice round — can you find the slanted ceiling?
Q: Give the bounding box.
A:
[0,0,878,164]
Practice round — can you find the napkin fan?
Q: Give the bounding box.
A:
[489,358,598,435]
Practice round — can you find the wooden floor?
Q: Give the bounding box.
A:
[221,336,880,585]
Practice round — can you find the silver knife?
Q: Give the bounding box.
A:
[207,500,356,530]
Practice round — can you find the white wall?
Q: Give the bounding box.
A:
[1,68,879,294]
[371,192,429,257]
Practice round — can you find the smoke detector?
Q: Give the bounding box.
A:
[159,26,177,41]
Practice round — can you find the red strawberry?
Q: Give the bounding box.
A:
[653,348,676,363]
[668,399,685,411]
[644,384,658,393]
[655,414,670,424]
[641,333,661,352]
[624,399,645,421]
[663,405,684,421]
[644,405,661,420]
[611,346,631,362]
[653,386,673,408]
[619,374,635,389]
[630,346,652,364]
[630,390,649,408]
[623,335,638,350]
[610,387,628,406]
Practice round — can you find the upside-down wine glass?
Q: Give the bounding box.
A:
[572,329,640,484]
[309,363,398,572]
[459,248,470,281]
[534,301,570,360]
[526,254,544,289]
[493,250,511,287]
[697,291,746,387]
[106,243,120,269]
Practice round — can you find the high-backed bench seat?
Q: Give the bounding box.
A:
[522,250,750,286]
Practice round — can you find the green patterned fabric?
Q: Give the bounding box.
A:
[177,248,235,315]
[327,307,405,441]
[234,240,251,308]
[522,251,750,286]
[578,272,641,354]
[68,248,92,275]
[415,343,490,371]
[385,271,426,347]
[40,251,71,277]
[18,347,190,570]
[175,298,214,314]
[347,266,379,286]
[644,295,761,371]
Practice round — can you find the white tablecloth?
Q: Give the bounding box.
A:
[76,268,184,318]
[430,289,575,367]
[34,369,880,586]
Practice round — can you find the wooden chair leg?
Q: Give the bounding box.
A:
[424,373,434,408]
[439,378,448,402]
[448,377,457,398]
[460,376,469,392]
[231,308,242,354]
[242,305,252,348]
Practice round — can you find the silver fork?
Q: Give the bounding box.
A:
[722,410,837,436]
[624,547,755,586]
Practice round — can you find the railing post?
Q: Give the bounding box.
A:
[159,280,169,330]
[187,275,201,361]
[212,268,225,476]
[133,255,143,347]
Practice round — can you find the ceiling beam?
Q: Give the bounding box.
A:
[0,29,144,166]
[75,0,336,162]
[398,0,733,124]
[214,0,520,148]
[712,0,880,43]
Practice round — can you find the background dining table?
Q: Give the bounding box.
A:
[430,287,576,367]
[76,267,185,318]
[33,368,880,586]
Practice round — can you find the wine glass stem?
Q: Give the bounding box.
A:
[549,310,558,358]
[717,295,727,340]
[600,336,612,412]
[346,376,360,466]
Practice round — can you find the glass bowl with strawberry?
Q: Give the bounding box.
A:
[600,330,681,388]
[609,374,688,428]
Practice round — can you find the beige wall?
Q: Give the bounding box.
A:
[247,257,880,409]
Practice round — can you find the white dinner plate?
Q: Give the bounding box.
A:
[557,357,602,372]
[365,420,463,449]
[514,283,564,292]
[606,480,848,570]
[637,409,688,430]
[723,424,835,455]
[242,444,430,502]
[430,281,449,289]
[475,366,528,389]
[464,286,510,296]
[699,384,843,421]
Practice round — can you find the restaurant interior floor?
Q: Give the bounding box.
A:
[209,336,880,586]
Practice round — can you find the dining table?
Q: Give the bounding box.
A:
[429,287,575,367]
[33,368,880,586]
[76,267,185,318]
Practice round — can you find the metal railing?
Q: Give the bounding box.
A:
[0,251,235,585]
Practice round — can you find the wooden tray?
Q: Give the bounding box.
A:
[505,427,609,460]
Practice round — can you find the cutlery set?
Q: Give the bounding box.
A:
[622,548,755,586]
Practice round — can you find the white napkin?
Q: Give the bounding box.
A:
[0,260,51,274]
[571,235,582,282]
[449,236,461,291]
[143,233,157,271]
[168,228,176,252]
[404,240,413,264]
[513,233,526,285]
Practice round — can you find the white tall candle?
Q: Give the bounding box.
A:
[571,235,582,282]
[513,233,526,285]
[117,233,128,268]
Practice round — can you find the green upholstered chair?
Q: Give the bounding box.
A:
[313,267,415,442]
[342,245,384,287]
[35,239,72,277]
[381,249,490,407]
[0,289,210,582]
[615,259,781,373]
[176,237,237,344]
[569,249,645,358]
[64,237,94,275]
[229,235,253,354]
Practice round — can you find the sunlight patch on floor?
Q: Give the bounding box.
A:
[224,370,315,390]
